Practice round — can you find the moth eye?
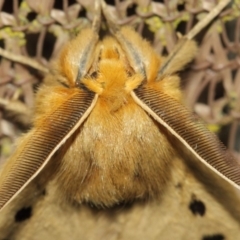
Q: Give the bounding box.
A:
[89,71,98,78]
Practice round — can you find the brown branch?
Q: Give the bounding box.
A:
[0,47,49,73]
[186,0,231,40]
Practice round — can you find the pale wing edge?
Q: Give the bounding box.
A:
[0,91,98,211]
[131,89,240,190]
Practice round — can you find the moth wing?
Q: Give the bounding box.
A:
[131,86,240,190]
[1,154,240,239]
[0,89,97,211]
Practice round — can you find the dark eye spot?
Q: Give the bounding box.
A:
[202,234,225,240]
[15,206,32,222]
[42,188,46,196]
[189,195,206,216]
[90,71,98,78]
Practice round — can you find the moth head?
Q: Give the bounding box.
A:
[48,24,197,109]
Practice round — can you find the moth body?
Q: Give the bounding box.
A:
[1,3,240,238]
[1,21,239,212]
[41,35,182,207]
[28,25,240,208]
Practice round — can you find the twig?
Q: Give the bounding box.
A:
[0,47,49,73]
[186,0,231,40]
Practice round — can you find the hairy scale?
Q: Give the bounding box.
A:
[54,35,178,206]
[0,1,240,238]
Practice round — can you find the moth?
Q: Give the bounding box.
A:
[0,0,240,239]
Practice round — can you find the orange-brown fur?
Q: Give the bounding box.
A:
[1,17,240,239]
[0,26,196,211]
[25,26,196,207]
[34,30,187,207]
